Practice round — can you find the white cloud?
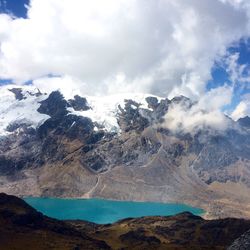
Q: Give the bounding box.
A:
[164,85,233,133]
[219,52,250,88]
[231,93,250,120]
[32,75,85,99]
[0,0,250,99]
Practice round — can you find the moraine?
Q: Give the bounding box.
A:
[24,197,204,224]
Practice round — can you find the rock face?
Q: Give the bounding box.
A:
[37,91,69,117]
[68,95,90,111]
[238,116,250,128]
[8,88,26,100]
[0,86,250,219]
[228,229,250,250]
[1,193,250,250]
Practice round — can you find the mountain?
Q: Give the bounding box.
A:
[1,192,250,250]
[237,116,250,129]
[0,85,250,219]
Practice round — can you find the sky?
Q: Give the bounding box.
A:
[0,0,28,18]
[0,0,250,120]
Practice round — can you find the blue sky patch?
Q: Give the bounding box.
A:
[0,0,29,18]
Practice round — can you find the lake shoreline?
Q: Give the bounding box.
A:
[24,196,205,224]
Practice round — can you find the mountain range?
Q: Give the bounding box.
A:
[0,85,250,219]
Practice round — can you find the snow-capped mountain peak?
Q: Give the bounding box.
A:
[68,93,162,133]
[0,85,49,136]
[0,85,162,135]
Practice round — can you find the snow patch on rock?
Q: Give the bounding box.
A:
[0,85,50,136]
[68,93,161,132]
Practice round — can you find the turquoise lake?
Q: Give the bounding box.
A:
[24,197,204,224]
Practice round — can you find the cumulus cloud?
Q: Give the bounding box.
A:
[163,85,233,133]
[0,0,250,98]
[219,51,250,88]
[231,93,250,120]
[33,75,84,99]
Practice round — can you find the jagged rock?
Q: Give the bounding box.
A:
[8,88,26,101]
[170,95,193,107]
[37,91,68,117]
[153,98,170,121]
[6,121,33,133]
[27,89,43,97]
[38,114,94,140]
[68,95,90,111]
[145,96,159,110]
[118,99,149,132]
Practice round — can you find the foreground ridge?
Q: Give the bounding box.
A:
[0,193,250,250]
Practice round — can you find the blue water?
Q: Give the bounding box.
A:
[24,197,204,224]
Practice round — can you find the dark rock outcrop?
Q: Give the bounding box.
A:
[37,91,68,117]
[228,229,250,250]
[118,99,149,132]
[68,95,90,111]
[8,87,42,100]
[238,116,250,128]
[8,88,26,101]
[145,96,159,110]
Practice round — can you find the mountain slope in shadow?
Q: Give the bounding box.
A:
[0,193,250,249]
